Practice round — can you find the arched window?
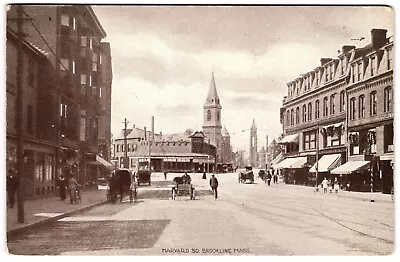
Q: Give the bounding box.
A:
[207,109,212,121]
[323,96,328,116]
[370,91,377,116]
[302,104,307,122]
[358,95,365,118]
[295,107,300,124]
[350,97,356,120]
[290,109,294,125]
[330,93,336,115]
[340,90,346,112]
[315,100,320,119]
[308,102,312,121]
[217,111,220,122]
[286,110,290,126]
[384,86,392,112]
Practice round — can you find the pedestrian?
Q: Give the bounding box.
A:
[6,169,19,208]
[164,171,167,180]
[58,175,67,200]
[334,177,340,193]
[202,171,207,179]
[67,174,80,204]
[267,171,272,186]
[182,172,191,184]
[321,177,328,193]
[209,174,219,199]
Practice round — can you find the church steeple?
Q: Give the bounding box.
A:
[251,118,256,129]
[204,72,221,107]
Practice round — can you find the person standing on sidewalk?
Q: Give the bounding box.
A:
[321,177,328,193]
[58,175,67,201]
[333,177,340,193]
[6,169,19,208]
[267,171,272,186]
[67,174,80,204]
[209,174,219,199]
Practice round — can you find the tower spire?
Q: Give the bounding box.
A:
[204,72,220,106]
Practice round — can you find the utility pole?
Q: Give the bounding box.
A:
[315,122,320,189]
[122,118,129,169]
[16,5,25,223]
[266,135,269,170]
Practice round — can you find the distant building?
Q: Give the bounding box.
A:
[112,127,216,173]
[221,126,232,164]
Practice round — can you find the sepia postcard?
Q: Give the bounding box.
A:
[3,3,396,257]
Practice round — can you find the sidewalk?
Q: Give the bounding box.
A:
[283,183,393,203]
[6,188,108,235]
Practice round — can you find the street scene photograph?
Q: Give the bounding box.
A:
[2,3,396,256]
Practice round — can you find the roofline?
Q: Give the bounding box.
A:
[85,5,107,38]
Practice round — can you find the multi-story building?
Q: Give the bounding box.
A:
[111,126,217,173]
[221,126,232,164]
[6,5,113,193]
[277,28,393,192]
[6,27,58,198]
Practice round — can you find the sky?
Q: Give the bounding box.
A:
[92,5,393,152]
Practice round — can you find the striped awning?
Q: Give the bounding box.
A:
[309,154,341,173]
[330,161,370,175]
[278,134,299,144]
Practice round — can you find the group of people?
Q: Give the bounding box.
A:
[262,170,279,186]
[321,177,340,193]
[6,169,19,208]
[58,173,81,204]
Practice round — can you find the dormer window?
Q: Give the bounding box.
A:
[351,64,356,83]
[315,71,319,86]
[329,64,333,80]
[370,56,376,76]
[357,62,362,81]
[387,48,393,70]
[340,57,345,75]
[325,67,329,82]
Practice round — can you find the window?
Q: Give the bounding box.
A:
[357,62,362,81]
[286,110,290,126]
[323,97,328,117]
[121,144,125,152]
[315,100,320,119]
[81,36,87,47]
[387,48,393,70]
[351,64,356,83]
[308,102,312,121]
[99,87,102,98]
[217,111,220,122]
[370,91,377,116]
[358,95,365,118]
[99,54,102,64]
[339,91,345,112]
[370,56,376,76]
[116,144,120,152]
[60,58,69,71]
[325,67,329,82]
[330,94,336,115]
[302,104,307,122]
[92,63,98,72]
[340,57,345,75]
[89,75,92,86]
[329,64,334,80]
[80,74,86,85]
[303,130,316,150]
[80,111,86,141]
[27,105,33,134]
[61,14,69,26]
[290,109,294,125]
[295,107,300,124]
[60,103,67,117]
[384,87,392,112]
[128,144,131,152]
[72,60,75,74]
[72,17,76,30]
[207,109,211,121]
[89,38,93,49]
[315,71,319,86]
[350,97,356,120]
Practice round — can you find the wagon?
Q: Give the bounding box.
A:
[136,170,151,186]
[238,165,254,184]
[107,168,137,203]
[171,174,195,200]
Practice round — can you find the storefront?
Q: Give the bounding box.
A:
[309,153,343,185]
[331,160,371,192]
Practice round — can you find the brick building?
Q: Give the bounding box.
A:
[6,5,113,197]
[277,28,393,193]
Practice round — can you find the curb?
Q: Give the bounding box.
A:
[7,200,108,238]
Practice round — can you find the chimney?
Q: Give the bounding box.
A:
[144,126,147,140]
[151,116,155,142]
[371,29,387,49]
[342,45,356,54]
[320,58,332,66]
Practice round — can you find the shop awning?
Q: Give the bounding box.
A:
[271,152,284,168]
[330,161,370,175]
[309,154,341,173]
[273,156,307,169]
[96,155,114,169]
[278,134,299,144]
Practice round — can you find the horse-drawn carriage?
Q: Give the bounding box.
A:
[107,168,137,203]
[171,173,195,200]
[238,165,254,184]
[136,170,151,186]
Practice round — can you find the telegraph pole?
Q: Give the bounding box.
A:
[315,122,320,189]
[16,5,25,223]
[122,118,129,169]
[266,135,269,170]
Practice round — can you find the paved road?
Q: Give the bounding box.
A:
[7,172,394,255]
